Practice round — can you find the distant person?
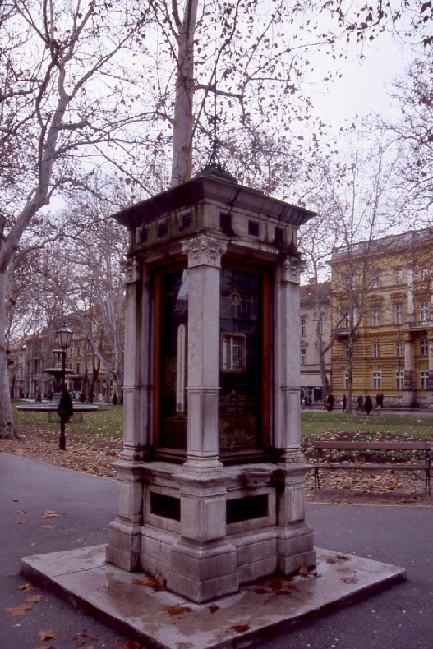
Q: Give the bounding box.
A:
[356,395,364,412]
[365,394,373,415]
[342,394,347,412]
[375,393,384,409]
[326,393,335,412]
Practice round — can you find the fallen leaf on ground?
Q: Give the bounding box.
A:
[208,604,219,614]
[5,604,32,616]
[341,577,358,584]
[232,624,250,633]
[18,583,34,592]
[42,510,61,519]
[134,574,166,591]
[269,577,283,591]
[27,595,44,603]
[111,642,146,649]
[298,562,309,577]
[163,605,191,616]
[38,629,57,641]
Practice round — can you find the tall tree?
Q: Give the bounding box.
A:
[0,0,151,438]
[390,53,433,219]
[299,126,398,411]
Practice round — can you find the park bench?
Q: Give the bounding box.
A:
[312,440,431,495]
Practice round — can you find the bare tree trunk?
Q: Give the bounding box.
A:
[171,0,199,187]
[0,269,19,439]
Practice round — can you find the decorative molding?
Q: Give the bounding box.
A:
[122,258,141,284]
[182,235,227,268]
[281,254,305,284]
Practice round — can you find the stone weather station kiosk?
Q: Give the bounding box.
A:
[106,167,316,603]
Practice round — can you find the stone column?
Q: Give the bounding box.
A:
[274,254,315,573]
[106,259,148,571]
[167,234,238,603]
[275,255,305,463]
[182,234,227,470]
[120,259,151,460]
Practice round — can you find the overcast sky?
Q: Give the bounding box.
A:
[310,31,411,130]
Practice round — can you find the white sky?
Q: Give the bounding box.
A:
[309,32,410,129]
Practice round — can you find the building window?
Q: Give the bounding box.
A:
[139,227,148,243]
[372,371,381,390]
[395,268,403,285]
[220,213,233,235]
[420,269,427,281]
[372,272,380,287]
[420,371,429,390]
[180,213,192,230]
[395,370,403,390]
[274,227,284,244]
[420,301,428,323]
[248,220,259,236]
[395,303,403,325]
[301,317,306,336]
[221,333,246,372]
[345,344,351,358]
[157,221,169,238]
[301,348,306,365]
[319,314,325,335]
[372,342,380,358]
[344,372,349,390]
[420,339,428,356]
[372,306,380,326]
[395,340,403,357]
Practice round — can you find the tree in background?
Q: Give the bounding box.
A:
[299,126,399,411]
[0,0,152,438]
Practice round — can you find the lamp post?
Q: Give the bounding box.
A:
[56,322,73,450]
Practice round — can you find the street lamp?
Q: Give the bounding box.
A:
[56,322,73,450]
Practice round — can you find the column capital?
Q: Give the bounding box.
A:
[122,258,141,284]
[182,234,227,269]
[281,254,306,284]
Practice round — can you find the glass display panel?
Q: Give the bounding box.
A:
[219,268,261,451]
[158,269,189,449]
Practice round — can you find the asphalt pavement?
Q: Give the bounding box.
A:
[1,452,432,649]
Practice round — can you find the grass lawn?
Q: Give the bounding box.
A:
[13,402,123,441]
[14,403,433,444]
[15,404,433,441]
[301,411,433,440]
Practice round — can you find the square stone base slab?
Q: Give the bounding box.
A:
[21,545,406,649]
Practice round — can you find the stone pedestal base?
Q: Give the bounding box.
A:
[277,521,316,573]
[106,520,141,572]
[168,539,239,603]
[106,461,316,602]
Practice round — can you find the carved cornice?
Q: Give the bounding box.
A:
[182,234,227,268]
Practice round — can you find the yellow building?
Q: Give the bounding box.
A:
[300,281,331,404]
[329,228,433,408]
